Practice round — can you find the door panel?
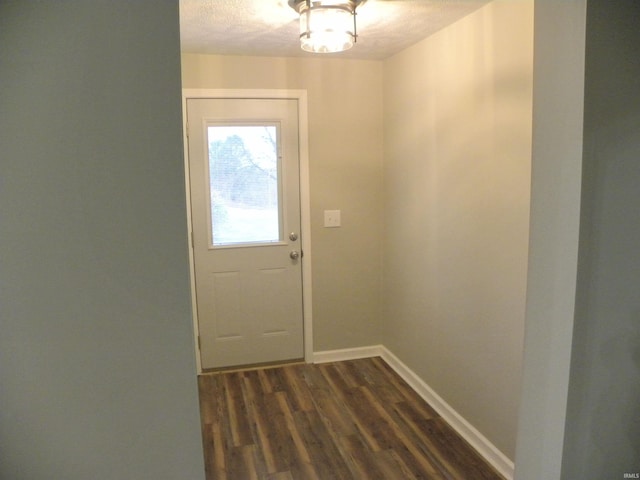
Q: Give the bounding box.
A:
[187,98,303,369]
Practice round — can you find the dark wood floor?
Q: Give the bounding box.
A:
[197,357,504,479]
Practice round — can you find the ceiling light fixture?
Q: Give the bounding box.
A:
[288,0,366,54]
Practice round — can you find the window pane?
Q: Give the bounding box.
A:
[207,125,281,246]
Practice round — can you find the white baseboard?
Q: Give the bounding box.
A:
[312,345,384,364]
[313,344,514,480]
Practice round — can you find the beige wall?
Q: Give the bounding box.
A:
[181,55,384,351]
[382,1,533,459]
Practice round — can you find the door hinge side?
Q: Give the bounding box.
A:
[190,231,194,249]
[197,335,201,351]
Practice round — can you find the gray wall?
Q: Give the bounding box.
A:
[562,0,640,477]
[515,0,640,478]
[0,2,204,479]
[513,1,587,478]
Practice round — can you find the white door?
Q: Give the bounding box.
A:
[186,98,304,369]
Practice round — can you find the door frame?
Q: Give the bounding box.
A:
[182,89,313,373]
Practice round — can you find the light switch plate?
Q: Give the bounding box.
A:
[324,210,341,227]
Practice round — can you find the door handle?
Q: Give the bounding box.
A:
[289,250,300,260]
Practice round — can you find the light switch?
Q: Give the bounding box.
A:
[324,210,341,228]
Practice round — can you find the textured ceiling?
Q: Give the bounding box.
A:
[179,0,490,60]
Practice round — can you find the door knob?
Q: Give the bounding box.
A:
[289,250,300,260]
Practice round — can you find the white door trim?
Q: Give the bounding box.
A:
[182,89,313,373]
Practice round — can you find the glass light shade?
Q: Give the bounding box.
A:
[299,5,355,53]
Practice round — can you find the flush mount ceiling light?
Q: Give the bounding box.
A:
[288,0,366,53]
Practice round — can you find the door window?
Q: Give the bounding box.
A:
[207,124,282,247]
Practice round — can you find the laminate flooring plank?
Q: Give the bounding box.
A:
[266,472,294,480]
[306,382,358,438]
[244,444,268,480]
[241,371,279,474]
[261,390,298,473]
[223,373,253,447]
[226,444,255,480]
[282,365,315,412]
[297,362,328,389]
[346,385,403,451]
[241,369,267,400]
[346,358,379,386]
[275,391,312,466]
[334,360,367,389]
[293,409,353,480]
[198,375,216,424]
[288,460,321,480]
[214,374,238,470]
[338,433,389,479]
[200,423,218,480]
[263,367,288,393]
[318,364,387,452]
[211,421,227,479]
[257,368,274,394]
[376,447,436,480]
[356,358,412,405]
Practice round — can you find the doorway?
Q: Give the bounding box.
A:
[182,90,313,371]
